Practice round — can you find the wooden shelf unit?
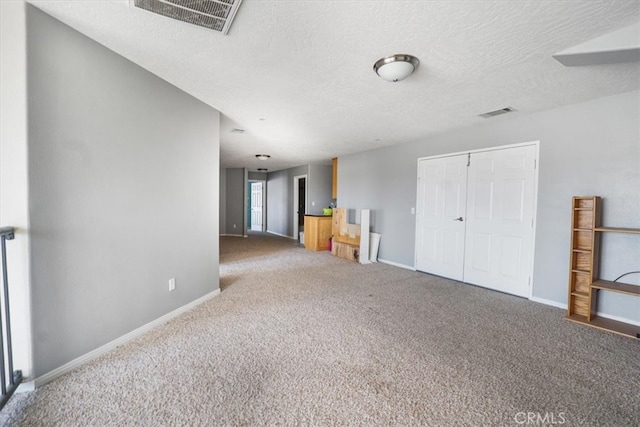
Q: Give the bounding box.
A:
[565,196,640,340]
[331,207,370,263]
[566,197,600,320]
[591,279,640,296]
[566,313,640,339]
[594,227,640,234]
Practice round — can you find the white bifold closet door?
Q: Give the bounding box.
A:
[415,144,537,298]
[415,154,468,281]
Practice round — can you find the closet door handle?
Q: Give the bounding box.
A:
[453,217,464,222]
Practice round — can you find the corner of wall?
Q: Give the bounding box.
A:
[0,0,34,380]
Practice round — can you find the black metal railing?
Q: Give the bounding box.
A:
[0,227,22,410]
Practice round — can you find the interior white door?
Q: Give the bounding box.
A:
[250,182,263,231]
[415,154,468,281]
[463,145,536,297]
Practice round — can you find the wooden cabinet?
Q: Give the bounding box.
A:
[304,215,332,251]
[565,196,640,340]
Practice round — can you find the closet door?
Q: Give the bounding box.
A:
[415,154,468,280]
[463,145,536,297]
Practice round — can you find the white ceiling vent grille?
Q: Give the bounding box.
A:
[478,107,516,119]
[134,0,242,34]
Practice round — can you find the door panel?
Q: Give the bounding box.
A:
[415,154,468,281]
[503,180,525,221]
[470,233,491,272]
[250,182,263,231]
[500,236,522,278]
[473,180,494,219]
[463,145,536,297]
[443,229,462,267]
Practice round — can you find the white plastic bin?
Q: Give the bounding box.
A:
[369,232,381,262]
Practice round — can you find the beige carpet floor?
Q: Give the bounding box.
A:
[1,233,639,426]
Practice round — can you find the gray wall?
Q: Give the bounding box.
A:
[307,163,334,215]
[223,168,245,236]
[27,6,220,377]
[219,169,227,234]
[248,172,267,181]
[338,90,639,322]
[266,165,308,237]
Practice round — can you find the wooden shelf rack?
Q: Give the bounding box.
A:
[565,196,640,340]
[331,207,370,264]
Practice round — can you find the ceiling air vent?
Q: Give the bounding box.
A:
[478,107,516,119]
[134,0,243,34]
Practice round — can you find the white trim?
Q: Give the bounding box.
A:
[220,234,245,237]
[378,258,416,271]
[266,230,296,239]
[359,209,371,265]
[248,179,267,232]
[416,140,540,162]
[530,296,640,327]
[243,168,248,236]
[33,289,220,388]
[16,380,35,393]
[528,141,541,299]
[529,296,567,310]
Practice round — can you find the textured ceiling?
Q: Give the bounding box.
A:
[28,0,640,172]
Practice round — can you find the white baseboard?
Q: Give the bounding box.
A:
[266,230,296,239]
[34,289,220,388]
[529,296,640,327]
[16,380,35,393]
[597,311,640,327]
[529,296,567,310]
[378,258,416,271]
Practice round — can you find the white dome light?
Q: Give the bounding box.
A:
[373,54,420,82]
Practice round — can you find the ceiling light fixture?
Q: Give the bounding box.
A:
[373,54,420,82]
[255,154,271,160]
[230,128,245,134]
[257,168,268,172]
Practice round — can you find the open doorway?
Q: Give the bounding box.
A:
[293,175,307,242]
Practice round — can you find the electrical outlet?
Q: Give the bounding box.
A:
[169,278,176,292]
